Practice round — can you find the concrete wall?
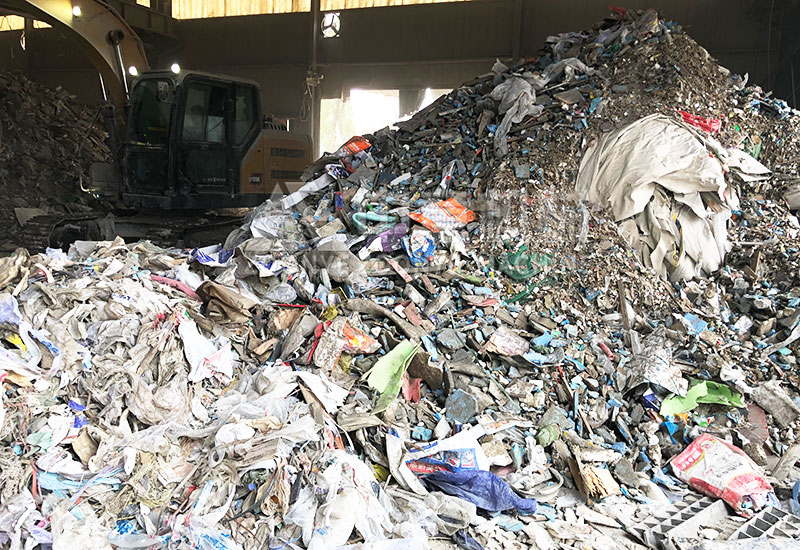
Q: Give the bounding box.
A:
[0,0,783,129]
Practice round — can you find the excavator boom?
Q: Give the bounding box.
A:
[0,0,148,109]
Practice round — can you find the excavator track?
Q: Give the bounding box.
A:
[19,212,244,252]
[110,213,244,248]
[20,214,108,252]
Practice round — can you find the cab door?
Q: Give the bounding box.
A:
[125,78,174,196]
[175,79,234,195]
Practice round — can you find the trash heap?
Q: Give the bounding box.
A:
[0,70,110,252]
[3,8,800,550]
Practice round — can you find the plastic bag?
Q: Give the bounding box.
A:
[363,340,420,413]
[342,321,381,354]
[172,482,243,550]
[404,427,490,475]
[107,532,170,549]
[336,136,371,157]
[192,244,235,267]
[679,110,722,133]
[385,488,440,538]
[453,529,484,550]
[248,205,304,244]
[408,199,476,233]
[670,434,778,517]
[173,263,205,291]
[51,502,112,550]
[295,371,349,414]
[308,487,360,550]
[498,246,552,281]
[178,314,235,383]
[425,492,476,536]
[423,470,537,513]
[264,282,298,303]
[187,527,242,550]
[307,451,393,549]
[352,213,400,235]
[283,486,318,546]
[358,223,408,259]
[401,232,435,268]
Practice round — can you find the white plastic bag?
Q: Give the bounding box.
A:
[283,486,318,546]
[173,263,204,290]
[178,316,234,383]
[307,487,360,550]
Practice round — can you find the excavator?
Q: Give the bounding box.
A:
[0,0,312,247]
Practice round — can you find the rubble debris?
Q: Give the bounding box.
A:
[751,381,800,428]
[4,7,800,550]
[0,70,111,252]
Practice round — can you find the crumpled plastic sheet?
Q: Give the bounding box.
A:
[625,327,688,397]
[491,58,594,158]
[490,77,543,158]
[304,451,394,549]
[0,490,47,549]
[178,314,236,383]
[577,113,769,280]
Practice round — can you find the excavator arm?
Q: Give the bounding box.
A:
[0,0,149,109]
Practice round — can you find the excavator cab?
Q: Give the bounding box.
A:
[123,71,311,210]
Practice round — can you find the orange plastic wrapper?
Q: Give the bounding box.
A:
[342,321,381,354]
[408,198,477,233]
[338,136,371,156]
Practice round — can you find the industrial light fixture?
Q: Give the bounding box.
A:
[72,5,82,17]
[128,65,138,76]
[170,63,180,74]
[321,12,340,38]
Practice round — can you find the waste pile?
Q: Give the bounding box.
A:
[3,7,800,550]
[0,70,110,252]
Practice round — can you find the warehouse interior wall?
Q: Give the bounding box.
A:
[0,0,792,144]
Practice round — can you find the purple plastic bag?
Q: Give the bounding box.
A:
[424,470,537,513]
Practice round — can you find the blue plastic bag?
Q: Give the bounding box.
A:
[424,470,537,513]
[453,529,484,550]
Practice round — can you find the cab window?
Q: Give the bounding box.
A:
[182,83,227,143]
[233,85,257,144]
[128,79,173,146]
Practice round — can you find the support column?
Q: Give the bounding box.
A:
[24,16,33,71]
[310,0,321,156]
[511,0,522,63]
